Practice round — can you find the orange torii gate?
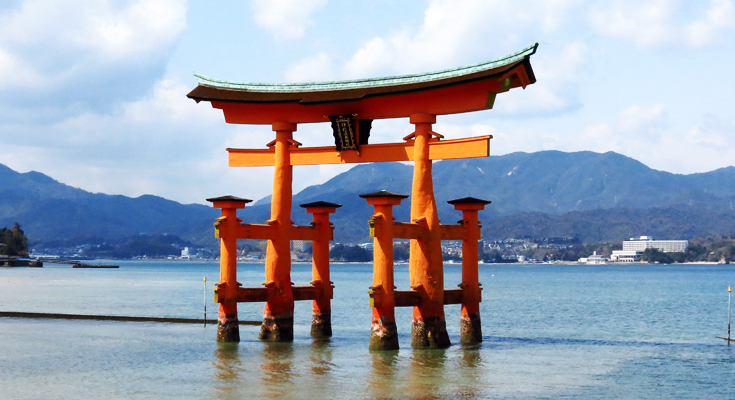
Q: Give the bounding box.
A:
[188,44,538,349]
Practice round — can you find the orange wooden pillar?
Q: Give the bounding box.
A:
[448,197,491,344]
[207,195,252,342]
[361,190,408,350]
[260,121,297,341]
[408,113,450,348]
[301,201,341,339]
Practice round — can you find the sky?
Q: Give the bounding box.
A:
[1,0,734,205]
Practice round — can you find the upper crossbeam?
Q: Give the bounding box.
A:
[228,136,491,167]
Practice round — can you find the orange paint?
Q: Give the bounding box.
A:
[457,205,482,314]
[302,203,340,338]
[408,113,450,348]
[260,122,296,341]
[207,196,249,342]
[450,198,491,344]
[227,136,491,167]
[363,192,406,350]
[209,72,530,124]
[219,207,239,300]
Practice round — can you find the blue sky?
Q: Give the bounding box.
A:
[1,0,734,204]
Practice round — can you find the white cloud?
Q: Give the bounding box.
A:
[588,0,735,47]
[0,0,187,116]
[284,52,335,82]
[616,104,666,133]
[334,0,590,117]
[685,0,735,47]
[494,41,588,116]
[343,36,393,79]
[343,0,582,79]
[0,78,278,204]
[438,102,733,176]
[566,105,732,173]
[570,105,669,153]
[686,118,734,149]
[251,0,327,40]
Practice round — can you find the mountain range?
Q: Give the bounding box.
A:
[1,150,734,248]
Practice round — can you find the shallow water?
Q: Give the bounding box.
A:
[1,261,734,399]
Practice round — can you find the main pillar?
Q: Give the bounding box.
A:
[361,191,408,350]
[408,113,450,348]
[449,197,491,344]
[260,122,297,341]
[301,201,341,339]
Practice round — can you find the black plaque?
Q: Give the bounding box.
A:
[329,115,358,151]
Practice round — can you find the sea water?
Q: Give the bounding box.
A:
[1,261,734,399]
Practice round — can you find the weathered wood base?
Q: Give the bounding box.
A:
[411,316,451,349]
[460,313,482,344]
[370,316,399,351]
[259,316,294,342]
[217,318,240,342]
[310,310,332,339]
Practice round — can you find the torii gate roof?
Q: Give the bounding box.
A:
[187,43,537,125]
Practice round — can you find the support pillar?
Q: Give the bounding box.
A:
[449,197,491,344]
[207,196,252,342]
[408,113,450,349]
[260,121,297,341]
[361,191,409,350]
[301,201,341,339]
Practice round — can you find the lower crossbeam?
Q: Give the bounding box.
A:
[216,285,324,303]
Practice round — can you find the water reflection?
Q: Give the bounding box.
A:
[460,343,483,368]
[308,339,335,376]
[212,342,243,399]
[409,349,447,398]
[260,342,296,397]
[457,345,487,398]
[368,350,400,399]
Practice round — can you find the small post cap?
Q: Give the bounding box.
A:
[447,197,492,205]
[206,195,252,209]
[359,190,409,199]
[300,200,342,214]
[448,196,492,211]
[300,201,342,208]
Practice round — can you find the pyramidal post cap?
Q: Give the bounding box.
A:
[206,195,253,203]
[206,195,252,209]
[359,190,409,199]
[448,196,492,211]
[299,201,342,208]
[447,197,492,205]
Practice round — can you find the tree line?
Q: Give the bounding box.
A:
[0,222,29,257]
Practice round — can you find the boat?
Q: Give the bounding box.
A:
[72,263,119,268]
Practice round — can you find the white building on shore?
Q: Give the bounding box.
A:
[579,251,607,264]
[610,250,641,262]
[622,236,688,253]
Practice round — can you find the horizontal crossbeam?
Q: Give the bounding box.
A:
[217,223,324,241]
[387,288,467,307]
[439,224,465,240]
[216,285,327,303]
[233,224,273,240]
[394,290,422,307]
[443,288,464,305]
[228,136,491,167]
[290,225,319,241]
[392,222,426,240]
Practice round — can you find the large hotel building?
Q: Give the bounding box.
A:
[622,236,689,253]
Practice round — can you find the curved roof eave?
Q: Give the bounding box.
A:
[191,43,537,95]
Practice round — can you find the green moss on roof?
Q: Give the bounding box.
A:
[194,43,537,93]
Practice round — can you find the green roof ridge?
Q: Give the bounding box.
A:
[194,43,537,93]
